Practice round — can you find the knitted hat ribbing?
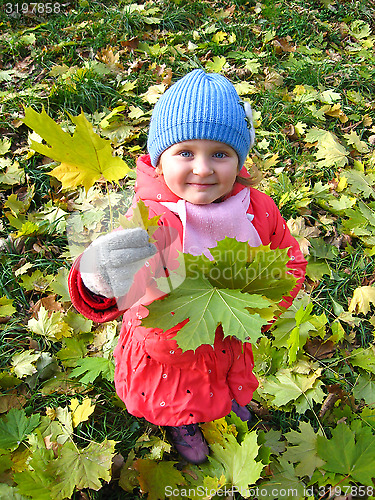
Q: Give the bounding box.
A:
[147,69,255,167]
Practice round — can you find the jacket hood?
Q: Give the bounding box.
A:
[134,154,248,203]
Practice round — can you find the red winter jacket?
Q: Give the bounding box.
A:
[68,155,306,426]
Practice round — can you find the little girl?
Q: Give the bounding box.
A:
[69,69,307,464]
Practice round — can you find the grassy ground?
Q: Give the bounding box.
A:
[1,0,375,499]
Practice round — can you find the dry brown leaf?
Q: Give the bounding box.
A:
[121,37,139,52]
[0,394,27,413]
[287,217,320,256]
[318,384,346,418]
[272,36,296,54]
[96,47,124,70]
[31,294,64,317]
[304,338,336,359]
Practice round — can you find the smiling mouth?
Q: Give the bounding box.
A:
[188,183,215,187]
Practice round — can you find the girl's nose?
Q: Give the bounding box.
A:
[192,158,213,175]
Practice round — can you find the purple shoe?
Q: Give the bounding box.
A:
[231,400,252,422]
[166,424,209,464]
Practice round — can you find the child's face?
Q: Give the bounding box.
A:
[156,140,239,205]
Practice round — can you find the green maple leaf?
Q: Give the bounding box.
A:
[57,337,88,368]
[257,458,307,499]
[286,302,320,364]
[344,131,370,153]
[70,356,115,384]
[144,239,295,351]
[0,158,25,187]
[48,267,71,302]
[210,432,264,491]
[344,169,374,198]
[350,346,375,374]
[0,450,12,475]
[257,428,285,458]
[143,276,269,352]
[198,238,296,301]
[0,408,40,451]
[327,194,357,213]
[22,107,130,191]
[0,484,29,500]
[192,239,296,302]
[49,439,116,500]
[240,245,297,301]
[38,414,72,445]
[283,421,325,477]
[315,135,348,168]
[261,367,325,413]
[20,270,54,292]
[353,371,375,407]
[361,406,375,427]
[317,422,375,484]
[63,310,93,334]
[134,459,185,500]
[205,56,227,72]
[14,469,53,500]
[14,431,55,499]
[272,297,326,361]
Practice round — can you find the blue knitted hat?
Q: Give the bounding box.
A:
[147,69,255,167]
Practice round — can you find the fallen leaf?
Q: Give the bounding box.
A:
[304,338,335,359]
[69,397,95,427]
[11,350,41,378]
[23,107,130,191]
[349,286,375,315]
[272,36,296,54]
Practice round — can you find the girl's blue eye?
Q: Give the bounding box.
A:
[214,152,227,158]
[180,151,192,158]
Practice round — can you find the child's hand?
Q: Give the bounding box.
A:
[80,228,157,298]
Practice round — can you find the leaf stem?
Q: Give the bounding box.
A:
[317,474,351,500]
[106,181,113,232]
[302,390,327,439]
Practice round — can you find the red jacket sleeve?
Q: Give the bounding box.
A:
[68,254,124,322]
[67,206,183,323]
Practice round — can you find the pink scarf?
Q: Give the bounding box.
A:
[161,189,262,259]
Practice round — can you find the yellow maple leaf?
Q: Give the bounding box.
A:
[262,153,280,169]
[46,407,57,420]
[212,31,227,43]
[70,397,95,427]
[27,305,73,341]
[205,56,227,73]
[201,417,237,445]
[349,286,375,315]
[315,131,348,168]
[119,199,160,242]
[322,103,348,123]
[140,84,166,104]
[23,107,130,191]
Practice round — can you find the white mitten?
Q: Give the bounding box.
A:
[80,227,157,298]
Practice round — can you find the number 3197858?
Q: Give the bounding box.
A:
[5,3,62,15]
